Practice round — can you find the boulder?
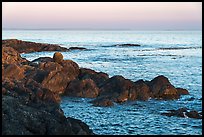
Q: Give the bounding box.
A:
[90,98,114,107]
[53,52,63,63]
[186,110,202,119]
[79,68,109,88]
[65,79,99,98]
[133,80,151,101]
[148,75,180,99]
[99,75,137,103]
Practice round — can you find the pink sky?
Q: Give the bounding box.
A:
[2,2,202,30]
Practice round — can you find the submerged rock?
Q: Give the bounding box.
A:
[113,44,141,47]
[161,107,202,119]
[69,47,87,50]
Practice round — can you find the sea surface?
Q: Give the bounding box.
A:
[2,30,202,135]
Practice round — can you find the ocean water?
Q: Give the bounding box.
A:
[2,30,202,135]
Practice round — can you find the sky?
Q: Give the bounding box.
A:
[2,2,202,30]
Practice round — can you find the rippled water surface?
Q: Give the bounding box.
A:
[2,30,202,135]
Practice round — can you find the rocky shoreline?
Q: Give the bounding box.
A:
[2,39,202,135]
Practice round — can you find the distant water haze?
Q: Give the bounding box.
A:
[2,2,202,30]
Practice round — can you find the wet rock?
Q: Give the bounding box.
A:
[90,98,114,107]
[65,79,100,98]
[79,68,109,88]
[161,107,202,119]
[176,88,189,95]
[2,39,69,53]
[32,57,53,63]
[133,79,151,101]
[53,52,63,63]
[99,75,137,103]
[148,75,180,99]
[186,110,202,119]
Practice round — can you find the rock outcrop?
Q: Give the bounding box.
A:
[2,95,94,135]
[2,40,94,135]
[2,39,69,53]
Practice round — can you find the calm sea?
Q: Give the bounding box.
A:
[2,30,202,135]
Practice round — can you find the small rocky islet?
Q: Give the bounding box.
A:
[2,39,202,135]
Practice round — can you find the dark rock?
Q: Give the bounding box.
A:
[161,107,202,119]
[69,47,87,50]
[176,88,189,95]
[2,95,94,135]
[186,110,202,119]
[90,98,114,107]
[32,57,53,63]
[133,79,151,101]
[79,68,109,88]
[2,39,69,53]
[148,75,179,100]
[65,79,100,98]
[113,44,141,47]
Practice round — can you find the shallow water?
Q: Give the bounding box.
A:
[2,30,202,135]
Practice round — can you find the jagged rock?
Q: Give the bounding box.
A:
[2,95,94,135]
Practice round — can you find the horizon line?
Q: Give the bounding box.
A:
[2,28,202,31]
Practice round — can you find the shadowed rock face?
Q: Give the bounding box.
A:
[147,75,180,99]
[2,95,94,135]
[79,68,109,88]
[65,79,100,98]
[2,39,69,53]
